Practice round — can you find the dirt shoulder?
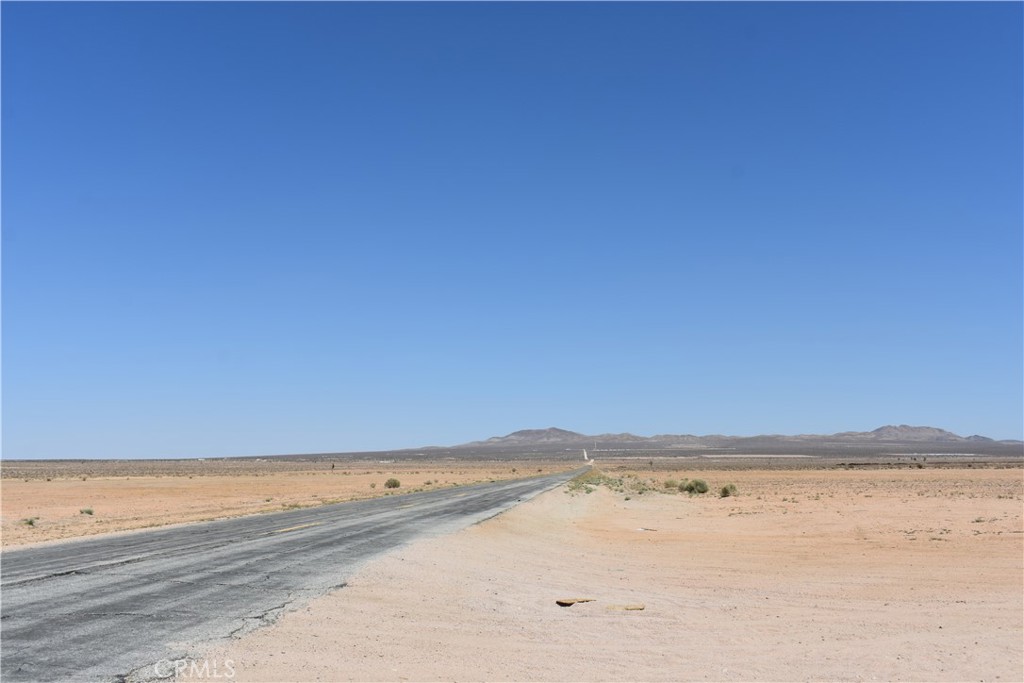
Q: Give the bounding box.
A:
[188,466,1023,682]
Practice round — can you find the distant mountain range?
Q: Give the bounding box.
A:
[234,424,1021,462]
[450,425,1022,455]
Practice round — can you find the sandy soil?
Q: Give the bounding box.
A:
[186,466,1023,682]
[0,460,569,547]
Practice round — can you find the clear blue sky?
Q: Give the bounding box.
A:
[3,2,1021,458]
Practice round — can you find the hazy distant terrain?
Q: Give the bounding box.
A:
[207,424,1024,466]
[409,425,1024,462]
[462,424,1019,448]
[3,425,1020,470]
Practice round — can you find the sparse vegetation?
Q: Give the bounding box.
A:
[21,517,39,526]
[80,508,94,515]
[384,478,401,489]
[682,479,709,494]
[568,470,612,492]
[571,470,736,499]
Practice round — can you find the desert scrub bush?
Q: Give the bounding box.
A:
[664,479,679,489]
[719,484,737,498]
[682,479,709,494]
[569,471,672,499]
[79,508,94,515]
[567,470,622,494]
[384,478,401,489]
[21,517,39,526]
[568,471,600,491]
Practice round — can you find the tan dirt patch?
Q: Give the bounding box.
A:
[0,460,571,547]
[188,467,1023,682]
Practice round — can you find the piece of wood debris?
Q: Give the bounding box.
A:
[555,598,596,607]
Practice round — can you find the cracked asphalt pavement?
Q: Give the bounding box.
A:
[1,467,585,682]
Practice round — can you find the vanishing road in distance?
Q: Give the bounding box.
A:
[1,467,586,682]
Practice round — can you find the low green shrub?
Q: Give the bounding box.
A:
[682,479,709,494]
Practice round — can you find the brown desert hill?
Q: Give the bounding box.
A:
[42,424,1011,467]
[468,428,648,448]
[835,424,968,441]
[473,428,588,446]
[446,424,1023,459]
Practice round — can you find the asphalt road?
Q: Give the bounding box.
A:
[1,467,586,682]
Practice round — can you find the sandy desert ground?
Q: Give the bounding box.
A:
[0,459,570,547]
[183,465,1023,682]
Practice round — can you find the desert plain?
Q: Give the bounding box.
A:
[3,457,1022,682]
[1,458,567,547]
